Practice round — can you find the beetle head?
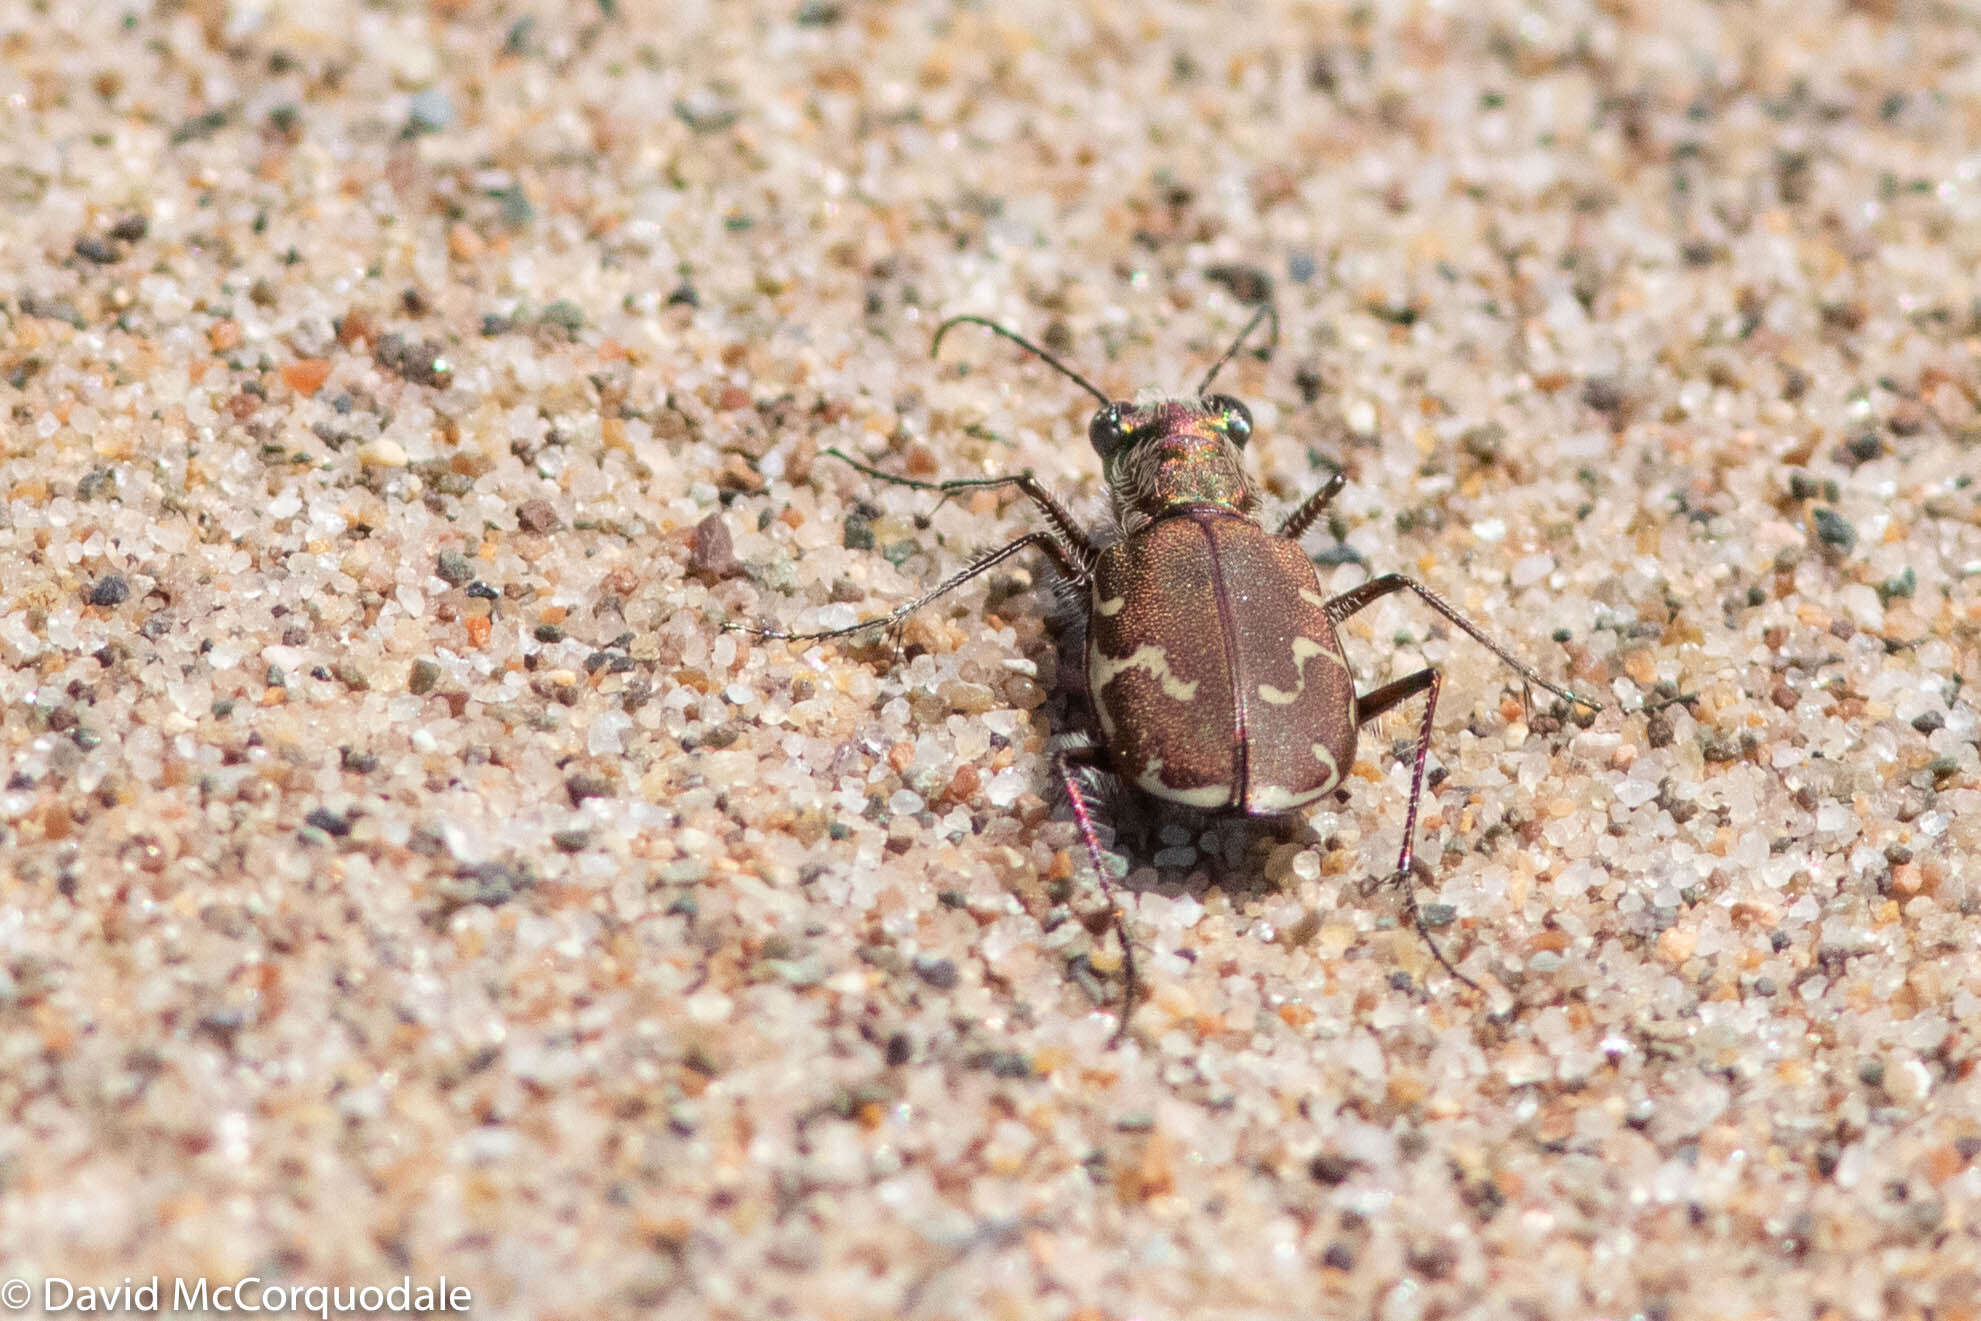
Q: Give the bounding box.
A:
[929,308,1278,530]
[1089,393,1259,528]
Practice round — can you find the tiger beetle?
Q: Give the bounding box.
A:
[732,307,1600,1041]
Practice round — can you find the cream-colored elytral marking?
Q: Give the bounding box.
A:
[1256,635,1349,705]
[1095,594,1127,617]
[1247,780,1333,812]
[1246,740,1341,812]
[1090,642,1200,701]
[1298,587,1330,610]
[1135,757,1232,808]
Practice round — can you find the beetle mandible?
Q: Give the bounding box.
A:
[734,307,1599,1039]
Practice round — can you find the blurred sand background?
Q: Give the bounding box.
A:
[2,0,1980,1317]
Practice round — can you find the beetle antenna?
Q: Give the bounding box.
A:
[1195,303,1279,396]
[932,315,1112,409]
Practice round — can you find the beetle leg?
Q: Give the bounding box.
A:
[1054,743,1140,1046]
[1274,468,1346,541]
[728,530,1086,642]
[1325,573,1600,712]
[1354,666,1485,994]
[1398,860,1484,997]
[822,448,1100,570]
[1355,668,1442,881]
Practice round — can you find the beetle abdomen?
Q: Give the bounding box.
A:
[1088,510,1356,816]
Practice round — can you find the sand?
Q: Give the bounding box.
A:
[2,0,1978,1316]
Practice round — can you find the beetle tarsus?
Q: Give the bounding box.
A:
[1402,872,1486,996]
[1055,746,1140,1046]
[819,448,1101,574]
[730,529,1086,644]
[1355,665,1487,992]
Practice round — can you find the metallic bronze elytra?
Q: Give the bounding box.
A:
[730,307,1599,1041]
[1087,509,1358,814]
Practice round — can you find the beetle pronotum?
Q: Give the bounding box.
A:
[734,308,1598,1040]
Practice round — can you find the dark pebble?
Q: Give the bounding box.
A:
[442,861,530,908]
[1841,432,1883,466]
[1204,262,1274,303]
[74,235,121,265]
[1310,1152,1355,1185]
[435,550,476,585]
[373,333,452,387]
[566,774,611,806]
[985,1051,1030,1079]
[912,954,959,989]
[77,467,117,501]
[1811,507,1856,553]
[304,806,352,837]
[20,294,84,328]
[1417,902,1457,929]
[689,512,740,580]
[517,498,561,534]
[408,659,442,695]
[1581,375,1626,413]
[88,575,130,607]
[539,300,586,335]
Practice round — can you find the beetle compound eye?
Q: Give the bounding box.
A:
[1089,405,1127,459]
[1207,395,1253,446]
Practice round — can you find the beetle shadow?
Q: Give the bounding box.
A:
[1086,777,1330,902]
[1029,577,1331,907]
